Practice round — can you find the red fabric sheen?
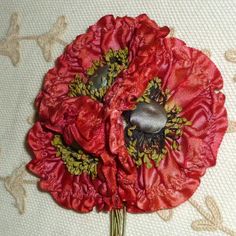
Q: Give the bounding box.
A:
[27,14,227,213]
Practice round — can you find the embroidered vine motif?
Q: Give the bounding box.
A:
[167,27,175,37]
[201,49,212,58]
[227,121,236,133]
[36,16,67,61]
[0,13,20,66]
[233,75,236,82]
[188,196,236,236]
[27,113,37,125]
[0,163,37,214]
[0,13,68,66]
[156,209,173,221]
[225,49,236,63]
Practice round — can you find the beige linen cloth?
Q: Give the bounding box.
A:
[0,1,235,235]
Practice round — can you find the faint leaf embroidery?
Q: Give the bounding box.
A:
[157,209,173,221]
[233,75,236,82]
[225,49,236,63]
[201,49,211,58]
[4,164,27,214]
[227,121,236,133]
[37,16,67,61]
[189,196,236,236]
[27,113,36,125]
[167,27,175,37]
[0,13,21,66]
[0,12,68,66]
[0,163,37,214]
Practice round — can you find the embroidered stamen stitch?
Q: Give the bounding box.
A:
[123,78,191,168]
[52,135,99,178]
[69,48,129,101]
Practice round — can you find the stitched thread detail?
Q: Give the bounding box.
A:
[111,207,126,236]
[189,196,236,236]
[0,13,68,66]
[0,13,20,66]
[36,16,67,61]
[167,27,175,37]
[27,114,35,125]
[201,48,212,58]
[227,120,236,133]
[225,49,236,63]
[233,75,236,82]
[0,163,37,214]
[156,209,173,221]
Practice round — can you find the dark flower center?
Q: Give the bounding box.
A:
[130,101,167,134]
[123,78,191,168]
[51,135,98,178]
[89,64,109,89]
[68,48,129,102]
[55,48,129,177]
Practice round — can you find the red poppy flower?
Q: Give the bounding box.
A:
[35,14,169,122]
[27,14,170,212]
[27,14,227,215]
[105,37,228,212]
[27,121,120,212]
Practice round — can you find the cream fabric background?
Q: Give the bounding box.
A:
[0,0,236,235]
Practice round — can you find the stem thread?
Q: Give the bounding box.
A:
[110,207,126,236]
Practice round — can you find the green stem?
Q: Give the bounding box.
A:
[110,207,126,236]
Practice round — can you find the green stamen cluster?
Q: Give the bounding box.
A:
[51,135,98,178]
[137,77,169,105]
[68,48,129,101]
[165,106,192,150]
[125,78,191,169]
[127,136,168,168]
